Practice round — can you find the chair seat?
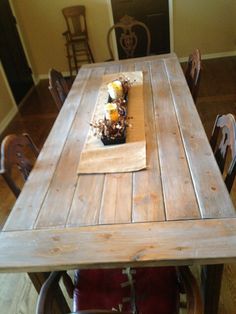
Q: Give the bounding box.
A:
[135,267,179,314]
[75,269,131,312]
[66,35,88,45]
[75,267,179,314]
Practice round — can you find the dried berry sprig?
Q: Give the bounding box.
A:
[117,75,133,94]
[90,116,129,140]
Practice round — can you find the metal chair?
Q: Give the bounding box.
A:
[107,15,151,60]
[62,5,94,77]
[185,49,201,103]
[210,113,236,192]
[36,267,203,314]
[48,68,70,111]
[0,133,39,197]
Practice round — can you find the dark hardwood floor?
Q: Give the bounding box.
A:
[0,57,236,313]
[0,80,58,149]
[0,80,58,229]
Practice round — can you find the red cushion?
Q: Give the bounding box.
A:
[76,268,131,311]
[134,267,179,314]
[75,267,179,314]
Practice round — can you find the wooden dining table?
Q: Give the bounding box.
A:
[0,53,236,314]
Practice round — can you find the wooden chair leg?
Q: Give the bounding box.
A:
[71,43,78,74]
[87,42,94,63]
[28,272,50,293]
[66,45,73,78]
[28,272,70,314]
[73,269,80,312]
[201,264,223,314]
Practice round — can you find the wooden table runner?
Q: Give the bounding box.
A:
[77,71,146,174]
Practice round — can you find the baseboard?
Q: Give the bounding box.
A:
[18,85,35,109]
[0,106,18,135]
[36,50,236,79]
[179,50,236,63]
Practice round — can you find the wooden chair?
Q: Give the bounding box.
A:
[62,5,94,77]
[36,267,203,314]
[107,15,151,60]
[185,49,201,103]
[0,133,39,197]
[201,113,236,314]
[210,113,236,192]
[48,68,70,111]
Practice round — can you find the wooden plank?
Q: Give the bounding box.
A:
[82,53,177,69]
[164,57,236,218]
[3,68,92,231]
[100,173,132,224]
[132,60,165,222]
[67,174,104,227]
[35,67,106,228]
[67,64,120,227]
[150,59,200,220]
[99,63,134,224]
[1,218,236,272]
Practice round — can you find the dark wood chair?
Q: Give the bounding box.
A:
[36,267,203,314]
[107,15,151,60]
[48,68,70,111]
[62,5,94,77]
[0,133,39,197]
[210,113,236,192]
[185,49,201,103]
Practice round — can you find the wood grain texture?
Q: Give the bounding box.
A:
[150,59,200,220]
[164,58,235,218]
[67,64,120,227]
[132,60,165,222]
[83,53,177,68]
[1,54,235,276]
[97,62,134,225]
[3,68,92,231]
[99,62,134,225]
[1,55,236,314]
[1,218,236,273]
[35,67,106,229]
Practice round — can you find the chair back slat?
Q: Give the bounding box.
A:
[0,133,39,197]
[62,6,87,39]
[48,69,69,110]
[210,113,236,192]
[107,15,151,60]
[185,49,201,103]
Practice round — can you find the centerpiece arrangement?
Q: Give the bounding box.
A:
[90,75,132,145]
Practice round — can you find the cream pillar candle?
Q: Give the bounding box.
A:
[107,80,123,100]
[104,103,119,122]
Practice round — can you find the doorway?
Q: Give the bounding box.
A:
[0,0,34,105]
[111,0,170,57]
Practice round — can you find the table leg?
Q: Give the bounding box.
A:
[28,272,70,314]
[202,264,223,314]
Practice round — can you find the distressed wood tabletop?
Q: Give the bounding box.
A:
[0,53,236,272]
